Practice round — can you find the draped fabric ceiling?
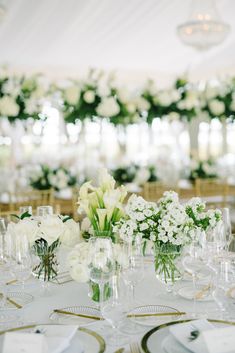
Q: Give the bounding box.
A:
[0,0,234,85]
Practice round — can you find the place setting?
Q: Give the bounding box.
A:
[0,0,235,352]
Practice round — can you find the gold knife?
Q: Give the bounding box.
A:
[127,311,186,318]
[53,309,103,320]
[0,293,22,309]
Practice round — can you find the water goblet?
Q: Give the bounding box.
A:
[19,206,33,216]
[101,275,129,346]
[36,206,53,217]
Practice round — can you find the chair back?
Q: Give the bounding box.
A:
[8,189,54,212]
[141,181,179,202]
[195,178,228,207]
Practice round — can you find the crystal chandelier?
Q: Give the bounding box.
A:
[177,0,230,51]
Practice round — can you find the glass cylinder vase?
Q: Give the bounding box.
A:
[154,243,182,292]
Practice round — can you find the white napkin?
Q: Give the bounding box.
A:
[169,319,214,353]
[34,325,79,353]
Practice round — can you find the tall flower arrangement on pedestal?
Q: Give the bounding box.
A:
[0,72,48,123]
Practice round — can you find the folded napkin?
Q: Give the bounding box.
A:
[34,325,80,353]
[168,319,214,353]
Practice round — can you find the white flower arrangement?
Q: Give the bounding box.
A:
[77,169,127,235]
[7,214,81,248]
[68,241,127,283]
[115,191,221,251]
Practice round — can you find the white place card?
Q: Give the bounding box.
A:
[202,326,235,353]
[3,332,48,353]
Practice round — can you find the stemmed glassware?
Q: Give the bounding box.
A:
[19,206,33,216]
[212,259,235,320]
[122,240,144,310]
[220,208,232,251]
[119,239,145,334]
[36,206,53,217]
[88,237,114,311]
[182,238,205,318]
[101,275,129,346]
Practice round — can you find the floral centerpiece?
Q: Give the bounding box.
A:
[30,164,77,191]
[7,214,80,282]
[189,158,217,182]
[111,164,158,186]
[0,73,48,123]
[69,169,127,301]
[115,191,221,291]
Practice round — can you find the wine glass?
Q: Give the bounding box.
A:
[212,259,235,320]
[11,233,32,291]
[119,240,145,334]
[88,237,114,311]
[36,206,53,217]
[121,240,144,310]
[182,240,205,318]
[101,275,129,346]
[220,208,232,252]
[0,218,6,263]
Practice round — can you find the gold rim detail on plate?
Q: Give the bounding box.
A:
[141,319,235,353]
[0,324,106,353]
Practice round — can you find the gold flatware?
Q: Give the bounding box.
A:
[6,279,18,285]
[6,297,22,309]
[53,309,103,320]
[127,311,186,318]
[195,284,211,300]
[0,293,22,309]
[130,342,141,353]
[114,348,125,353]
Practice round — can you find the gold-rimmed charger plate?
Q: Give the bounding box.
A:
[141,319,235,353]
[128,305,181,326]
[0,324,106,353]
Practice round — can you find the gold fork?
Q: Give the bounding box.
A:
[130,342,142,353]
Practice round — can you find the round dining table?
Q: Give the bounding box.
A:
[1,257,229,353]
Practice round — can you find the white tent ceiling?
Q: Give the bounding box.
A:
[0,0,234,84]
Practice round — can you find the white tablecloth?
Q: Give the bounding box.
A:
[4,262,231,353]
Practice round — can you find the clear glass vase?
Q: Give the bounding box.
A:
[154,243,182,292]
[32,239,59,295]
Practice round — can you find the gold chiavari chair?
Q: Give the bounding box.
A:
[8,189,54,212]
[0,209,19,223]
[141,181,179,202]
[72,187,80,221]
[195,178,229,207]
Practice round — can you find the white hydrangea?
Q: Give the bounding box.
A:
[64,86,80,105]
[83,90,95,104]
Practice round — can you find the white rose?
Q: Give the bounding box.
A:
[24,98,39,115]
[209,99,225,116]
[0,96,20,117]
[97,83,110,97]
[96,97,120,117]
[205,86,218,100]
[70,263,90,283]
[126,102,136,113]
[157,91,173,106]
[60,219,81,247]
[39,215,65,246]
[83,90,95,104]
[7,218,39,246]
[135,97,150,111]
[64,86,80,105]
[117,87,131,103]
